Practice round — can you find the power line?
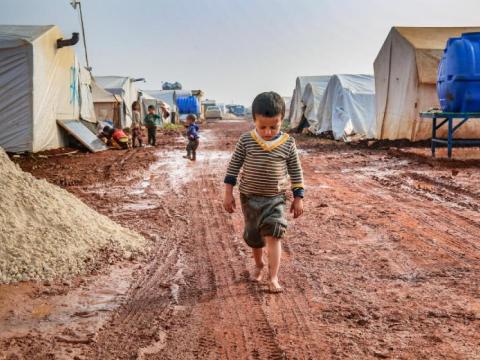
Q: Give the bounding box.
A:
[70,0,90,70]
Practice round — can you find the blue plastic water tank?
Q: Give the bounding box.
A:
[437,32,480,112]
[176,96,200,114]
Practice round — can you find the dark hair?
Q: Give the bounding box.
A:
[252,91,285,120]
[102,125,114,135]
[186,114,196,122]
[132,101,140,111]
[148,105,155,111]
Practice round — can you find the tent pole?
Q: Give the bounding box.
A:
[77,1,90,69]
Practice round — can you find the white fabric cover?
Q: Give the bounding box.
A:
[310,74,376,140]
[301,80,330,129]
[95,76,140,128]
[79,66,96,123]
[0,25,91,152]
[282,96,291,119]
[375,26,480,140]
[288,76,330,129]
[92,81,120,124]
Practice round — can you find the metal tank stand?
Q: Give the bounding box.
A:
[420,111,480,158]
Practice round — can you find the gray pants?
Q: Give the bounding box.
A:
[240,193,288,248]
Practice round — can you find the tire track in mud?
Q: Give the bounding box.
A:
[84,123,323,359]
[179,155,287,359]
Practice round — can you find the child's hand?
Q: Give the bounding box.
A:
[290,197,304,218]
[223,193,236,213]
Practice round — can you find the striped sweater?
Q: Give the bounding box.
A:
[224,130,304,197]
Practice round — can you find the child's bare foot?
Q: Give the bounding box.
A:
[252,264,264,282]
[268,278,283,293]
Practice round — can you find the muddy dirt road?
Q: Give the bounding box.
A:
[1,120,480,359]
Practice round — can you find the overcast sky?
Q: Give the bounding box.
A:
[1,0,479,105]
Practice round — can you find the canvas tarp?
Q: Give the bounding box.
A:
[288,76,330,129]
[310,74,376,140]
[141,92,170,115]
[94,76,140,128]
[79,66,96,123]
[92,81,121,125]
[0,25,88,152]
[282,96,292,120]
[374,26,480,141]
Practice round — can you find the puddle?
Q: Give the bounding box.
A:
[0,265,134,338]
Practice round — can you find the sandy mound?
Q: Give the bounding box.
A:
[0,149,147,284]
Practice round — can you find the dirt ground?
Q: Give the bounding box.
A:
[1,120,479,359]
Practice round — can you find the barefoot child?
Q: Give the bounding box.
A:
[223,91,304,292]
[183,114,199,161]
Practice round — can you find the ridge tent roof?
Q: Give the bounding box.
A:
[0,25,55,48]
[380,27,480,84]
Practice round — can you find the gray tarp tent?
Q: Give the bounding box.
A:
[310,74,376,140]
[374,26,480,140]
[92,81,121,126]
[94,76,140,128]
[288,76,330,129]
[0,25,95,152]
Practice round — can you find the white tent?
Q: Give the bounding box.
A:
[143,89,191,123]
[282,96,292,120]
[310,74,376,140]
[374,26,480,141]
[141,92,171,122]
[0,25,94,152]
[288,76,330,129]
[92,81,121,126]
[94,76,140,128]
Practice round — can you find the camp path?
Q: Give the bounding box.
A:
[1,120,480,359]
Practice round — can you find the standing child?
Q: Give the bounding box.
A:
[144,105,161,146]
[223,91,304,293]
[183,114,199,161]
[131,101,143,147]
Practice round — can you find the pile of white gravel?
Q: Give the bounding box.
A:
[0,148,147,284]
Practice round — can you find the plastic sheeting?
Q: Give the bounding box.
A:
[310,75,376,140]
[288,76,330,129]
[374,26,480,140]
[282,96,291,119]
[92,81,121,125]
[0,25,93,152]
[79,67,96,123]
[94,76,140,128]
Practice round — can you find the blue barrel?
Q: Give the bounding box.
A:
[176,96,200,114]
[437,32,480,112]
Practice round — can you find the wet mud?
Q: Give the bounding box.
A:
[1,121,479,359]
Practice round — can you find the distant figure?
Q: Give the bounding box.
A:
[144,105,161,146]
[160,102,170,123]
[131,101,143,147]
[223,91,305,293]
[183,114,199,161]
[99,125,129,150]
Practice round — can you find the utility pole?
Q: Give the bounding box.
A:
[70,0,90,70]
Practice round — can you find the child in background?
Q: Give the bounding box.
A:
[223,91,305,293]
[99,125,129,149]
[144,105,161,146]
[183,114,199,161]
[131,101,143,147]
